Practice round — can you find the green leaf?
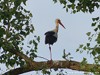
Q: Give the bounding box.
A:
[42,69,50,75]
[26,51,29,55]
[92,18,95,21]
[9,59,16,67]
[37,36,40,42]
[29,13,33,17]
[96,17,99,20]
[69,0,75,3]
[94,28,98,32]
[98,25,100,29]
[87,43,90,47]
[95,47,100,54]
[68,5,72,8]
[29,40,32,44]
[30,24,34,33]
[0,28,5,37]
[91,22,96,26]
[95,4,99,8]
[20,31,26,36]
[73,10,76,13]
[19,61,25,67]
[86,32,91,36]
[92,17,99,21]
[71,3,75,9]
[79,44,83,48]
[23,0,27,5]
[83,46,86,50]
[59,0,66,5]
[81,58,87,65]
[96,33,100,44]
[53,0,57,3]
[76,49,79,52]
[91,50,96,56]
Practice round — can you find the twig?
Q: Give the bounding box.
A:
[37,56,49,61]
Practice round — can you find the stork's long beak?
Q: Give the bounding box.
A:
[59,21,66,29]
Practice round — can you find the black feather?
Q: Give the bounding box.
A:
[45,31,55,35]
[45,31,57,45]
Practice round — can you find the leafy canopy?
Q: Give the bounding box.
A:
[53,0,100,13]
[0,0,39,67]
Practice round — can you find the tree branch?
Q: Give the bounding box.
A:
[3,60,100,75]
[2,42,34,65]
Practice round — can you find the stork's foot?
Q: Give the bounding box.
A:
[47,59,53,65]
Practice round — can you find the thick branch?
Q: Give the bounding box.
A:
[3,60,100,75]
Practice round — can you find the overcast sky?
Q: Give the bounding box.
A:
[0,0,100,75]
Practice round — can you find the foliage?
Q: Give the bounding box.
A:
[0,0,99,74]
[53,0,100,74]
[0,0,39,68]
[53,0,100,13]
[77,17,100,64]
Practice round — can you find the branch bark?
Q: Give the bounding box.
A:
[2,43,100,75]
[3,60,100,75]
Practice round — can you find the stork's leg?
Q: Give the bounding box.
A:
[49,44,52,61]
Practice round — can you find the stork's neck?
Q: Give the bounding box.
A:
[53,22,59,33]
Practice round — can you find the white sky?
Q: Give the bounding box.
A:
[0,0,100,75]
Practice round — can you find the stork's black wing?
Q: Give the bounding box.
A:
[44,31,55,35]
[45,31,57,45]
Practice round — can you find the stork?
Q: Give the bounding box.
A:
[44,19,66,61]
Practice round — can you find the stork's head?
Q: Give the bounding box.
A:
[55,19,66,29]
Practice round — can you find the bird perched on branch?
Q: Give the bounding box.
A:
[44,19,66,61]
